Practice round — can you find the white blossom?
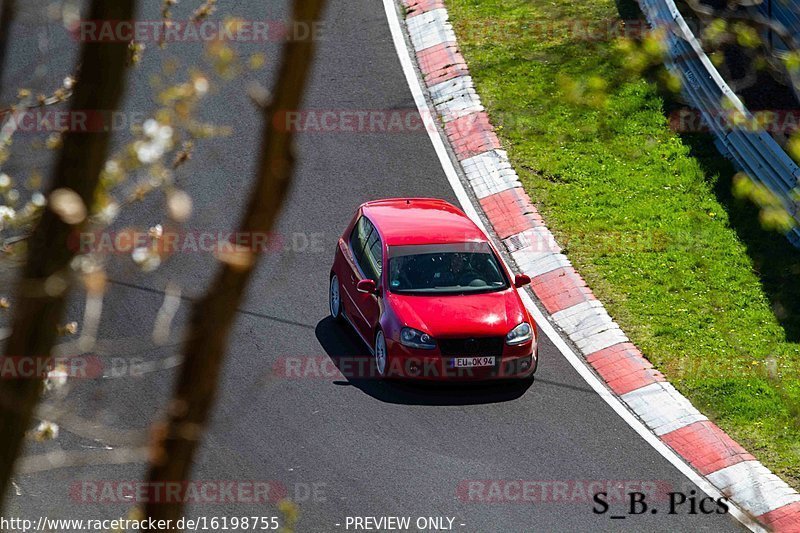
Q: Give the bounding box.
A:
[34,421,59,441]
[136,120,175,164]
[104,160,120,174]
[132,246,161,272]
[143,119,160,137]
[156,125,173,143]
[97,201,120,224]
[31,192,46,207]
[135,141,164,164]
[0,205,15,229]
[194,76,209,95]
[167,189,193,222]
[45,364,68,390]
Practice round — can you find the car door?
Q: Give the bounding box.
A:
[340,216,368,330]
[342,216,382,344]
[358,221,383,339]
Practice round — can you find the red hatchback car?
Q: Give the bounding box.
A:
[329,198,538,381]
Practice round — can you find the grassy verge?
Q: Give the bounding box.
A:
[445,0,800,487]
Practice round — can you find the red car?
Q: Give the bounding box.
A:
[329,198,538,381]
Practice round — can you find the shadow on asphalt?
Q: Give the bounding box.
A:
[315,317,532,406]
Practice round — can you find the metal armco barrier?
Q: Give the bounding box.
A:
[638,0,800,246]
[758,0,800,47]
[756,0,800,107]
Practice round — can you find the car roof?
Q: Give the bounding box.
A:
[360,198,488,246]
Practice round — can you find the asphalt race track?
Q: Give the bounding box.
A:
[2,1,744,531]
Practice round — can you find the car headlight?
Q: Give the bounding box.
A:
[506,322,533,345]
[400,327,436,350]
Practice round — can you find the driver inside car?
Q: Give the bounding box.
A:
[434,253,468,287]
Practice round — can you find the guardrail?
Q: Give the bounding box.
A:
[756,0,800,104]
[758,0,800,45]
[637,0,800,246]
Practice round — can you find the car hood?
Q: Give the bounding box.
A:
[386,289,526,338]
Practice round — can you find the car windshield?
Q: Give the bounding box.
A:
[388,243,509,295]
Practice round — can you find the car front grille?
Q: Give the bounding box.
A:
[438,337,505,357]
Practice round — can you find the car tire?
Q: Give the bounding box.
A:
[526,353,538,375]
[329,274,342,321]
[519,355,537,385]
[374,330,389,378]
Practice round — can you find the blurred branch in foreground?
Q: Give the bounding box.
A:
[144,0,327,526]
[0,0,15,93]
[0,0,136,511]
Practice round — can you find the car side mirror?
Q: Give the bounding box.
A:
[514,274,531,288]
[357,279,378,294]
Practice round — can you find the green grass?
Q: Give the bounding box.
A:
[445,0,800,487]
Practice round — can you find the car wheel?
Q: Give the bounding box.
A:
[329,274,342,320]
[519,355,537,385]
[374,330,388,377]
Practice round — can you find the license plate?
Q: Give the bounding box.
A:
[453,356,495,368]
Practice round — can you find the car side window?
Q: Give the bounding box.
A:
[349,217,368,269]
[348,216,382,283]
[364,226,383,282]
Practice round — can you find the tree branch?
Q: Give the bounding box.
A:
[0,0,136,511]
[0,0,15,94]
[144,0,326,526]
